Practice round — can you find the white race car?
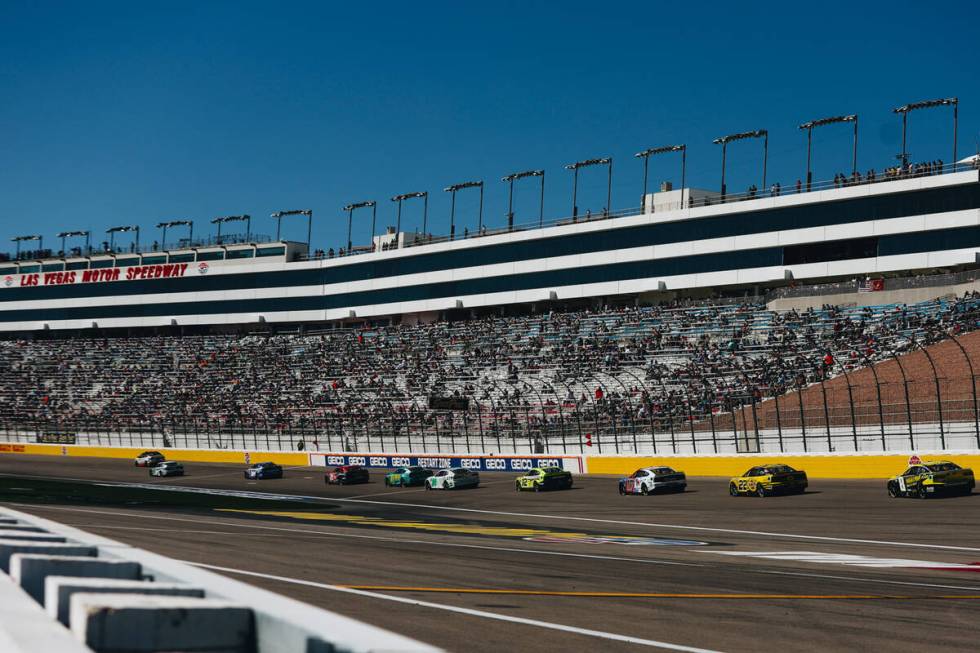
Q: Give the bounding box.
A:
[149,461,184,477]
[619,466,687,495]
[425,467,480,490]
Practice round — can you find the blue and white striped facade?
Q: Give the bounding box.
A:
[1,169,978,333]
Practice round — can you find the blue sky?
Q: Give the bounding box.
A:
[1,1,977,252]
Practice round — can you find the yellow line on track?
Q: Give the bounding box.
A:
[338,586,980,599]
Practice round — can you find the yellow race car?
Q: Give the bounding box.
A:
[729,464,807,497]
[887,460,975,498]
[515,466,573,492]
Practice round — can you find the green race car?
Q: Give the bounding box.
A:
[384,466,434,487]
[515,466,573,492]
[887,460,975,498]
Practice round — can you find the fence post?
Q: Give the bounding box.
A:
[916,342,945,449]
[836,365,859,451]
[818,377,832,451]
[796,381,808,453]
[950,335,980,448]
[860,352,887,450]
[686,390,698,454]
[890,352,915,449]
[773,393,784,452]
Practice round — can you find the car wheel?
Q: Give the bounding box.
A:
[641,484,650,496]
[917,485,929,499]
[516,483,522,492]
[729,483,739,496]
[534,483,541,493]
[887,482,900,498]
[755,484,768,498]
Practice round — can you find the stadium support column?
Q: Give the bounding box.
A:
[538,171,544,227]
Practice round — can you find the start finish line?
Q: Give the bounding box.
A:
[308,453,585,474]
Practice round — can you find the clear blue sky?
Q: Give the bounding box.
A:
[1,1,977,252]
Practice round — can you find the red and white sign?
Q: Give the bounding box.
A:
[2,263,191,289]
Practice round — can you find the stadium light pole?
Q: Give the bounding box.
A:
[56,230,90,257]
[501,169,544,231]
[270,209,313,245]
[106,225,139,253]
[564,158,611,218]
[712,130,767,201]
[893,98,958,169]
[443,181,483,241]
[342,201,376,254]
[390,192,427,247]
[211,215,251,245]
[11,235,42,259]
[155,220,193,250]
[634,145,686,209]
[798,114,858,192]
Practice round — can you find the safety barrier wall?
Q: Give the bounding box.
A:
[3,441,980,478]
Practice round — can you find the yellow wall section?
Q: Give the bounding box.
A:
[0,443,309,466]
[4,442,980,478]
[586,453,980,478]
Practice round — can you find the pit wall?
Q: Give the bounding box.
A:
[3,442,980,479]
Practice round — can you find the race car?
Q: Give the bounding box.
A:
[425,467,480,490]
[326,465,370,485]
[619,466,686,495]
[729,464,807,497]
[516,466,573,492]
[244,462,283,480]
[134,451,165,467]
[384,466,433,487]
[887,460,975,498]
[149,461,184,477]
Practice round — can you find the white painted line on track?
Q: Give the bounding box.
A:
[16,503,980,594]
[186,561,727,653]
[9,504,699,567]
[5,473,980,554]
[759,570,980,592]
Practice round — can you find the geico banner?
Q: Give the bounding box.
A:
[308,453,584,474]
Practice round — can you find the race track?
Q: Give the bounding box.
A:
[2,454,978,652]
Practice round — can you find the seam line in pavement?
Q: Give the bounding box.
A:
[186,561,727,653]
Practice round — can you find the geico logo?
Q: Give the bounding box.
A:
[370,457,388,466]
[392,457,410,467]
[349,457,366,465]
[511,459,533,470]
[485,459,507,470]
[460,459,481,468]
[327,456,345,465]
[537,459,560,468]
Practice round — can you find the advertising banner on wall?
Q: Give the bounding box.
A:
[308,452,585,474]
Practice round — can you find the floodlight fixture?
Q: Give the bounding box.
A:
[341,201,377,255]
[211,214,251,243]
[443,181,483,240]
[798,114,858,191]
[270,209,313,244]
[155,220,194,249]
[500,169,545,230]
[893,97,958,167]
[564,157,612,218]
[56,230,91,256]
[713,129,768,200]
[389,192,428,246]
[634,145,686,203]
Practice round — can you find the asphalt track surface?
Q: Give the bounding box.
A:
[2,455,979,653]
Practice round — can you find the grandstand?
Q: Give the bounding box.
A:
[2,113,980,457]
[2,293,979,455]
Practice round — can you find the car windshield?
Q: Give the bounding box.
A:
[542,467,562,474]
[766,465,795,473]
[926,462,961,472]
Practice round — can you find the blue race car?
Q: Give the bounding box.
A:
[244,461,283,480]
